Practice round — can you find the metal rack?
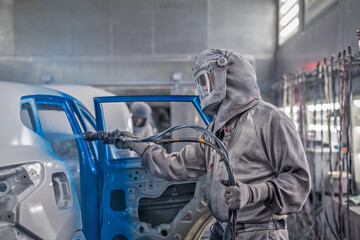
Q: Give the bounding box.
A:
[272,28,360,240]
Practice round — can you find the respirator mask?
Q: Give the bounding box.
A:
[194,56,228,115]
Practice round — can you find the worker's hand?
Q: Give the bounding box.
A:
[114,130,136,149]
[113,130,149,156]
[222,180,251,210]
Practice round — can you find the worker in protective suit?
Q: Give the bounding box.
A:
[115,49,311,239]
[130,102,153,138]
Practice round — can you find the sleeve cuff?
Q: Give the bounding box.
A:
[249,182,271,203]
[130,142,150,156]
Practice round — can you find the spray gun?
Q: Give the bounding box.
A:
[83,130,137,144]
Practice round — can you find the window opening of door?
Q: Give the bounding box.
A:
[100,101,206,162]
[36,103,82,202]
[71,104,98,162]
[20,102,37,132]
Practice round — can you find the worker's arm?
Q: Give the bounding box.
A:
[140,142,207,181]
[113,130,207,181]
[257,110,311,215]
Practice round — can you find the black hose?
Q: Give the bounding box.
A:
[329,55,341,236]
[338,51,346,240]
[319,63,326,240]
[310,62,319,238]
[139,124,237,240]
[345,46,353,240]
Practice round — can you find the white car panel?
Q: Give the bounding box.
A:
[45,84,133,132]
[0,81,84,240]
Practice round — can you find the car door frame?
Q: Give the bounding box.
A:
[93,95,213,240]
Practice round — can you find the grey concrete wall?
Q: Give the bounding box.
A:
[209,0,277,96]
[0,0,14,55]
[276,0,360,78]
[0,0,276,99]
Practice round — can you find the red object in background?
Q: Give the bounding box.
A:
[302,61,319,71]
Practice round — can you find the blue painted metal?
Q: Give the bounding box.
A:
[61,100,99,240]
[94,95,199,103]
[93,95,213,240]
[193,96,214,124]
[74,102,99,162]
[22,94,75,104]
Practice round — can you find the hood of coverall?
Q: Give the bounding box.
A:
[193,49,261,133]
[130,102,152,128]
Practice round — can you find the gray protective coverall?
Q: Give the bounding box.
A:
[138,50,311,239]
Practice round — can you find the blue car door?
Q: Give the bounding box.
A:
[93,95,214,240]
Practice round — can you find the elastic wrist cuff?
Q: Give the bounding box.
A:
[249,182,270,203]
[130,143,150,156]
[140,144,151,157]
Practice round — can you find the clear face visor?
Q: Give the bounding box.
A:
[195,72,214,100]
[132,116,147,127]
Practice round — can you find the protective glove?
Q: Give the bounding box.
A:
[221,180,270,210]
[222,180,251,210]
[113,130,149,156]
